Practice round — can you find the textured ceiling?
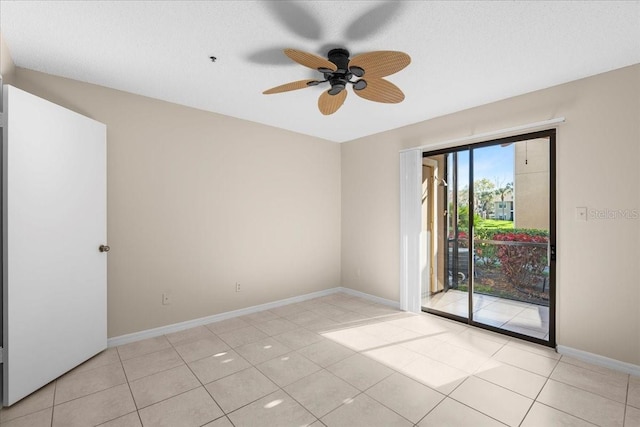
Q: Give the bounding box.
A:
[1,1,639,142]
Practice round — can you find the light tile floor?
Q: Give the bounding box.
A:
[423,289,550,340]
[1,292,637,427]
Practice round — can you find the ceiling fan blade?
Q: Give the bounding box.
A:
[344,2,403,41]
[318,89,347,115]
[284,49,337,72]
[353,78,405,103]
[265,1,323,41]
[263,79,319,94]
[349,51,411,78]
[248,47,298,65]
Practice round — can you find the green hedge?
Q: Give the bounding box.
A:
[472,227,549,273]
[475,227,549,239]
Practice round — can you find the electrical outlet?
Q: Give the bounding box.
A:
[235,282,241,292]
[162,293,171,305]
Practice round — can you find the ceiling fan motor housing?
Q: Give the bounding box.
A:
[326,48,352,95]
[327,48,350,72]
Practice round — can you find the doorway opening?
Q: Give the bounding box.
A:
[421,130,556,347]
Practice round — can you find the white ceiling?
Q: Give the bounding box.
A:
[1,1,639,142]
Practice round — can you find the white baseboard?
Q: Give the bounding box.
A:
[557,345,640,376]
[108,287,400,348]
[108,287,341,347]
[337,287,400,309]
[108,289,640,379]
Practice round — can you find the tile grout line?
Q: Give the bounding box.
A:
[117,341,144,427]
[14,351,126,425]
[515,387,538,426]
[29,293,618,426]
[623,376,630,426]
[361,377,442,426]
[44,347,144,425]
[50,380,57,427]
[277,381,323,425]
[214,308,379,425]
[552,357,631,400]
[560,356,633,378]
[313,390,366,424]
[491,355,558,377]
[545,377,629,405]
[179,322,328,424]
[165,331,227,425]
[310,348,413,424]
[47,381,128,415]
[460,374,547,403]
[533,362,624,427]
[533,401,602,426]
[432,393,512,427]
[121,347,186,382]
[205,349,325,423]
[412,393,446,427]
[200,369,279,423]
[470,363,551,401]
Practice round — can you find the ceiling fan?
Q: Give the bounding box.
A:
[263,48,411,115]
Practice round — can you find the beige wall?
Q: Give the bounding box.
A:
[0,33,16,85]
[4,36,640,365]
[514,138,550,230]
[12,68,341,338]
[342,64,640,365]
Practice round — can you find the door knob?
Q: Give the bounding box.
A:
[99,245,110,253]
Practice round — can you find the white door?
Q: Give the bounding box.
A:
[2,85,107,406]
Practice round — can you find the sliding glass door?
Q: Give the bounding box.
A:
[421,130,556,346]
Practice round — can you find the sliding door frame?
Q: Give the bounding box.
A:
[420,129,557,347]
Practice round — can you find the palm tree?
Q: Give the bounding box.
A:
[494,181,513,220]
[495,181,513,202]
